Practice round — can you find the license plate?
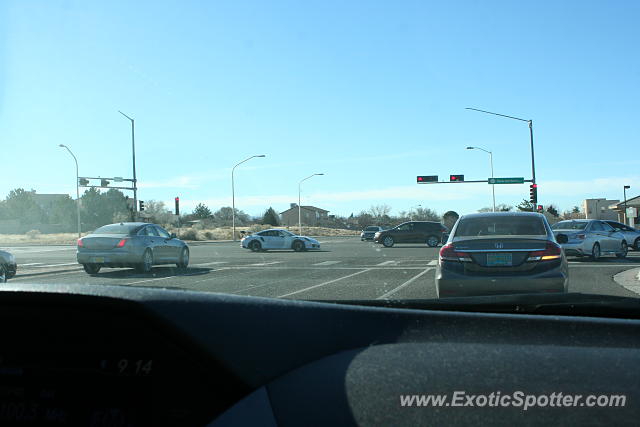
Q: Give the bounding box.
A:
[92,257,105,263]
[486,253,512,266]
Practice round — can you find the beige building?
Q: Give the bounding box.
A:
[608,195,640,227]
[280,204,329,226]
[583,198,619,221]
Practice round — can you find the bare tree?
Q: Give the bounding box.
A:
[368,204,392,218]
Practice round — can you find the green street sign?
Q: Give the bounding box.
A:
[488,177,525,184]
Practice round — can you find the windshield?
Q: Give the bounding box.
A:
[2,1,639,314]
[455,217,547,237]
[552,221,589,230]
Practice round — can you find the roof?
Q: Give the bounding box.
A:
[460,212,544,219]
[279,205,329,214]
[609,195,640,210]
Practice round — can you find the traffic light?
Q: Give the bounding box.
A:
[529,184,538,204]
[537,205,544,212]
[78,178,89,186]
[139,200,145,211]
[450,175,464,182]
[100,179,110,187]
[417,175,438,183]
[175,197,180,216]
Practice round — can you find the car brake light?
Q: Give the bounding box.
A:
[116,239,127,248]
[439,243,472,262]
[77,238,83,247]
[527,242,562,261]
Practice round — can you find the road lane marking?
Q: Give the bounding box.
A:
[376,260,397,266]
[312,261,341,266]
[33,262,78,268]
[20,263,43,266]
[194,261,227,266]
[278,269,372,298]
[125,268,228,285]
[427,260,438,266]
[377,268,434,300]
[250,261,282,266]
[569,264,640,267]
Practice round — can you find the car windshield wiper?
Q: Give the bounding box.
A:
[318,293,640,319]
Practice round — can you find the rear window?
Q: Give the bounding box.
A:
[455,217,547,237]
[551,221,588,230]
[365,226,379,231]
[93,224,138,235]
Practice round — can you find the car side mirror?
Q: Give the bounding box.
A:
[170,233,177,239]
[556,234,568,244]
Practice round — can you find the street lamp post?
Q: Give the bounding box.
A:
[232,155,266,241]
[466,107,535,211]
[59,144,81,238]
[118,111,138,219]
[466,146,495,212]
[624,185,631,224]
[298,173,324,235]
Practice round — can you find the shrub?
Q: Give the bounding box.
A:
[26,229,42,239]
[179,228,198,241]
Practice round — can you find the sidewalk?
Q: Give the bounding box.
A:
[613,267,640,296]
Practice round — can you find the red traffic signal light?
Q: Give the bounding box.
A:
[537,205,544,212]
[529,184,538,204]
[417,175,438,183]
[174,197,180,216]
[450,174,464,182]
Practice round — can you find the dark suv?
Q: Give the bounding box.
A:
[373,221,447,247]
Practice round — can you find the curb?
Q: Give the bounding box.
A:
[15,267,83,278]
[613,267,640,296]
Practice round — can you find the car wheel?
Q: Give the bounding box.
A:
[426,235,439,247]
[0,265,6,283]
[616,241,628,259]
[137,249,153,273]
[292,240,305,252]
[382,236,394,248]
[249,240,262,252]
[177,247,189,269]
[635,238,640,251]
[591,243,601,261]
[83,264,101,275]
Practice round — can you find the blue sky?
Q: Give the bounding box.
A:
[1,1,638,218]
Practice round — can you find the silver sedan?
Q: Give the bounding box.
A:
[77,222,189,274]
[551,219,628,260]
[604,221,640,251]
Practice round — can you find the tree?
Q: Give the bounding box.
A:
[478,204,512,213]
[48,195,78,231]
[193,203,213,219]
[144,200,175,225]
[516,199,535,212]
[546,204,560,217]
[412,207,439,221]
[80,188,130,230]
[262,207,280,226]
[368,204,392,218]
[4,188,46,225]
[442,211,459,231]
[213,207,250,226]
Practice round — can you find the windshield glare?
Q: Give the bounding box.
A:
[455,217,547,237]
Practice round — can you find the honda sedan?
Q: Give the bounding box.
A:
[436,212,568,298]
[77,222,189,274]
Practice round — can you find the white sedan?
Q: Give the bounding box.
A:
[241,229,321,252]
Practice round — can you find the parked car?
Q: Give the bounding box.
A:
[604,221,640,251]
[436,212,568,298]
[77,222,190,274]
[0,250,17,283]
[360,226,384,241]
[551,219,628,260]
[241,229,320,252]
[373,221,447,247]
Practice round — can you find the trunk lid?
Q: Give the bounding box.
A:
[452,237,548,270]
[81,234,128,250]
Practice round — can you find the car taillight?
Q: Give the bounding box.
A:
[527,242,562,261]
[116,239,127,248]
[439,243,472,262]
[77,238,83,247]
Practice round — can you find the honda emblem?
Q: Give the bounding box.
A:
[495,243,504,249]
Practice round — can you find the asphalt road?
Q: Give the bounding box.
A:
[5,237,640,300]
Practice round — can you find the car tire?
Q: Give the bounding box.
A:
[83,264,101,275]
[591,243,601,261]
[137,249,153,273]
[249,241,262,252]
[426,235,439,247]
[177,247,189,270]
[382,236,394,248]
[0,265,6,283]
[616,241,628,259]
[292,240,305,252]
[635,238,640,251]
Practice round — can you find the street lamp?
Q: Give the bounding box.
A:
[466,146,495,212]
[624,185,631,224]
[59,144,81,238]
[466,107,536,211]
[118,111,138,219]
[298,173,324,235]
[232,155,266,240]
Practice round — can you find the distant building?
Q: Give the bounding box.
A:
[583,198,619,221]
[608,195,640,227]
[280,203,329,226]
[31,192,69,212]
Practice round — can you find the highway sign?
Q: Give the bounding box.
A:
[488,177,525,184]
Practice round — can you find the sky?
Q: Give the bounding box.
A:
[1,0,639,218]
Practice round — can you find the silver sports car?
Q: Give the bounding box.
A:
[77,222,189,274]
[241,229,321,252]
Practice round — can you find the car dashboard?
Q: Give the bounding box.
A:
[0,283,639,426]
